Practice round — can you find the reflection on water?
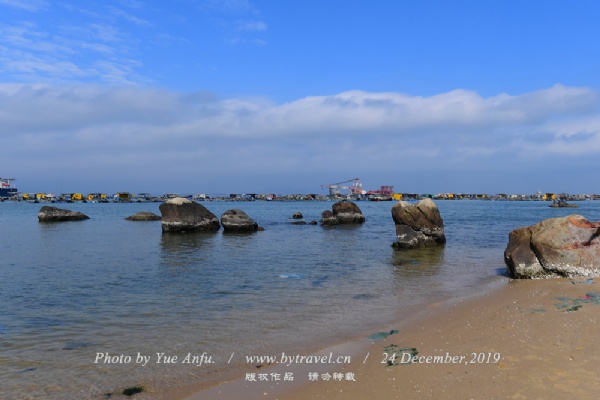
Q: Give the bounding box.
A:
[160,231,218,251]
[159,231,216,267]
[389,245,446,299]
[391,245,446,269]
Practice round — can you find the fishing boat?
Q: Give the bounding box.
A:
[0,177,17,199]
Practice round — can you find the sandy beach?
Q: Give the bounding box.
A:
[165,277,600,400]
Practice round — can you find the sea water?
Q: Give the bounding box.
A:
[1,200,599,399]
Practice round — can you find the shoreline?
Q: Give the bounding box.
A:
[136,277,506,400]
[147,276,600,400]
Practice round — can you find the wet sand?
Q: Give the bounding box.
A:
[169,277,600,400]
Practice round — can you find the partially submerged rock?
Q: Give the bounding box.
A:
[292,212,303,219]
[332,200,366,224]
[221,209,259,232]
[549,199,578,208]
[159,197,220,232]
[125,211,161,221]
[321,210,338,226]
[38,206,90,222]
[391,199,445,249]
[292,220,317,225]
[505,215,600,278]
[320,200,365,226]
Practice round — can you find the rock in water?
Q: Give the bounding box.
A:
[292,212,303,219]
[321,210,338,226]
[159,197,220,232]
[221,209,259,232]
[505,215,600,278]
[125,211,161,221]
[38,206,90,222]
[391,198,445,248]
[331,200,366,224]
[549,199,578,208]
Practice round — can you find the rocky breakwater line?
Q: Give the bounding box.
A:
[159,197,220,232]
[504,214,600,278]
[391,198,446,249]
[221,209,262,233]
[38,206,90,222]
[321,200,366,226]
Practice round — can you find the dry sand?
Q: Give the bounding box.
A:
[155,278,600,400]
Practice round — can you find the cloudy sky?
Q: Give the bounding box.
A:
[1,0,599,195]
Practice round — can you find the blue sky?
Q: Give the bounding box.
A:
[1,0,600,195]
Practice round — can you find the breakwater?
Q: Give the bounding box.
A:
[3,191,600,203]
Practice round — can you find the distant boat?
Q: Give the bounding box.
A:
[0,177,17,199]
[114,192,133,202]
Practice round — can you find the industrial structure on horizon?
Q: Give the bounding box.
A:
[321,178,396,200]
[321,178,365,196]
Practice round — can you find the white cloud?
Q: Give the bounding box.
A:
[0,0,48,12]
[3,58,87,77]
[204,0,254,13]
[108,6,153,27]
[224,36,266,46]
[207,84,595,138]
[119,0,144,9]
[0,17,145,84]
[0,83,596,146]
[88,23,126,43]
[1,83,598,193]
[236,20,267,31]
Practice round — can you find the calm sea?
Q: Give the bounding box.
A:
[1,199,599,399]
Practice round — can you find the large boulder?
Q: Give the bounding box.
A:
[159,197,220,232]
[331,200,365,224]
[391,199,445,248]
[505,215,600,278]
[125,211,161,221]
[221,209,259,232]
[38,206,90,222]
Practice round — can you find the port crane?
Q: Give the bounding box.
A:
[321,178,364,196]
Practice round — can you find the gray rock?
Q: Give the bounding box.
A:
[321,210,338,226]
[505,215,600,278]
[332,200,366,224]
[38,206,90,222]
[391,199,445,249]
[125,211,161,221]
[293,212,303,219]
[221,209,259,232]
[159,197,220,232]
[549,200,578,208]
[321,201,367,225]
